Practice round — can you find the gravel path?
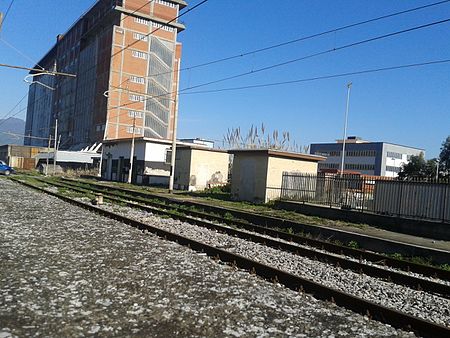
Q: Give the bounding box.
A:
[0,178,418,337]
[97,201,450,327]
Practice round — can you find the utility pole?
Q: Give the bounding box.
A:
[45,134,51,176]
[169,60,181,193]
[340,82,352,175]
[127,114,136,184]
[53,118,58,175]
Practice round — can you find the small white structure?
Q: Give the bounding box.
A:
[102,137,172,185]
[102,137,227,188]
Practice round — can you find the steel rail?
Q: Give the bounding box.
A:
[10,177,450,338]
[38,178,450,297]
[60,178,450,281]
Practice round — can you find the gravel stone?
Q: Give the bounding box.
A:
[0,179,417,337]
[98,200,450,327]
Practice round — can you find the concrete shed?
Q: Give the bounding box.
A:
[229,149,325,203]
[174,145,229,191]
[0,144,50,169]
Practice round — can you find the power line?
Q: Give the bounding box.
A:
[0,130,49,141]
[111,0,209,58]
[180,58,450,95]
[0,38,45,70]
[0,63,76,77]
[109,17,450,103]
[0,0,15,31]
[119,0,155,23]
[0,104,28,128]
[180,18,450,92]
[0,93,28,125]
[148,0,450,77]
[102,57,450,122]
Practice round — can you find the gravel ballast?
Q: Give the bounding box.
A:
[0,178,419,337]
[97,200,450,328]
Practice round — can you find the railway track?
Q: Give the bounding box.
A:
[59,178,450,281]
[12,177,450,337]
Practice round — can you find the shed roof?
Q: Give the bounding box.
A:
[177,144,228,153]
[228,149,325,162]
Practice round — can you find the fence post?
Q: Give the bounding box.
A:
[396,181,403,216]
[443,183,448,222]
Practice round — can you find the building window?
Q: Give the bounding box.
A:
[134,17,149,25]
[127,126,142,135]
[386,165,401,173]
[128,110,143,118]
[156,0,177,8]
[344,163,375,171]
[129,75,145,84]
[132,50,147,59]
[387,151,402,159]
[328,151,341,157]
[133,32,148,42]
[129,94,145,102]
[152,21,175,32]
[318,163,339,169]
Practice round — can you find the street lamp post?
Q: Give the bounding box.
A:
[340,82,352,175]
[436,158,440,181]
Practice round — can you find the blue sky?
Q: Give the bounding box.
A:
[0,0,449,157]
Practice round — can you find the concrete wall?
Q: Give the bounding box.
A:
[175,148,229,191]
[231,153,268,203]
[275,200,450,241]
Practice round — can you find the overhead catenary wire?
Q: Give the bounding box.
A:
[179,18,450,92]
[0,38,45,70]
[0,93,28,126]
[110,0,209,59]
[147,0,450,77]
[0,0,15,31]
[102,56,450,123]
[107,17,450,109]
[180,59,450,95]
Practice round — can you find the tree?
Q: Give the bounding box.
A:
[438,136,450,177]
[398,152,437,180]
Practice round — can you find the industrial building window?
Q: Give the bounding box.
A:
[387,151,402,159]
[386,165,401,173]
[128,110,143,118]
[318,163,339,169]
[344,163,375,171]
[132,50,147,59]
[152,22,175,32]
[156,0,177,8]
[329,151,341,157]
[129,94,145,102]
[127,126,142,135]
[129,75,145,84]
[134,17,149,25]
[133,32,148,42]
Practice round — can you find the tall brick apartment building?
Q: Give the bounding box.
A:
[25,0,187,149]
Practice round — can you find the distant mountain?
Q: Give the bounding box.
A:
[0,117,26,146]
